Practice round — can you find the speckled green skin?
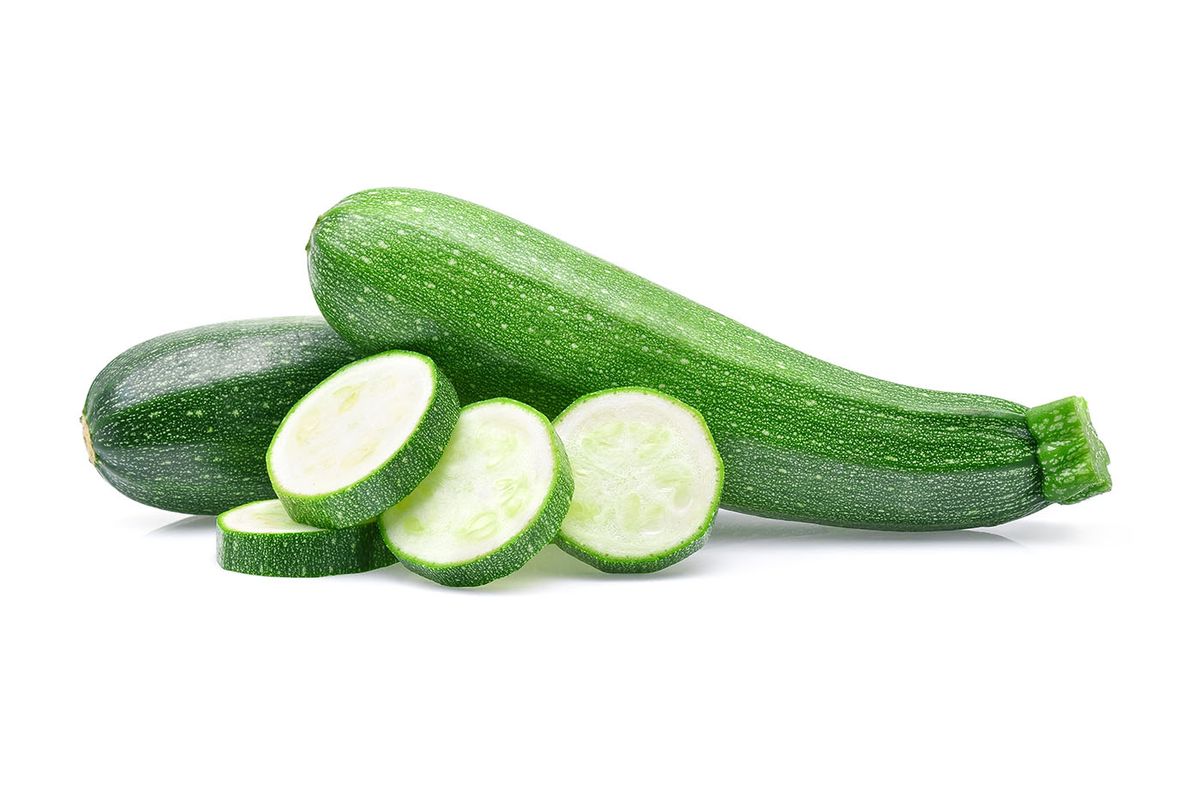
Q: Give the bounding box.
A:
[557,523,710,574]
[309,189,1110,530]
[380,399,574,588]
[268,351,460,529]
[554,387,723,573]
[216,501,396,577]
[83,318,361,515]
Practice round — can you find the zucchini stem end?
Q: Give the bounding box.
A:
[1026,396,1111,504]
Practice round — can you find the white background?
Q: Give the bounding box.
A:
[3,2,1197,786]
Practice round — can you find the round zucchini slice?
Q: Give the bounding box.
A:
[379,398,574,587]
[268,351,459,528]
[553,387,723,573]
[217,499,396,577]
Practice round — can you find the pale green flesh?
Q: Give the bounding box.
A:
[555,389,721,561]
[220,499,323,533]
[267,350,460,531]
[380,400,557,565]
[270,353,434,496]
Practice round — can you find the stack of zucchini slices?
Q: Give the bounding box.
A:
[214,352,723,586]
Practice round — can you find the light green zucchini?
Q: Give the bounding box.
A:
[83,317,361,515]
[307,189,1111,530]
[217,499,396,577]
[379,398,574,587]
[554,387,723,573]
[267,350,459,529]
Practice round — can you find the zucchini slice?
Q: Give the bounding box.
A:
[267,351,459,529]
[553,388,723,573]
[216,499,396,577]
[379,399,574,587]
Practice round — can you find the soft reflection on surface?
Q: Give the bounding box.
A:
[148,515,215,535]
[710,509,1023,548]
[148,509,1060,547]
[143,506,1067,592]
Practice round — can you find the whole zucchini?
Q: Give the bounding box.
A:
[308,189,1111,530]
[83,317,360,515]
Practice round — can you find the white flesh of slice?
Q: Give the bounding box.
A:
[555,390,720,558]
[380,401,555,564]
[221,499,321,533]
[270,354,434,496]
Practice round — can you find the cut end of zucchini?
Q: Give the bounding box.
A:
[554,388,723,573]
[1026,396,1112,504]
[379,398,573,587]
[81,414,96,465]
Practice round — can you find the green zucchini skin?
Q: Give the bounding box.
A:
[217,500,396,578]
[267,352,461,529]
[83,318,361,515]
[308,189,1111,530]
[556,516,710,575]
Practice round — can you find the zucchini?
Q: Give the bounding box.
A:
[217,499,396,577]
[268,350,459,529]
[308,189,1111,530]
[83,317,360,515]
[304,189,1108,527]
[553,388,722,573]
[378,398,573,587]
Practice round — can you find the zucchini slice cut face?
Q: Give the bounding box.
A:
[268,351,459,529]
[217,499,397,577]
[379,398,574,587]
[553,388,723,573]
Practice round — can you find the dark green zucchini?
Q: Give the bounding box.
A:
[83,317,360,514]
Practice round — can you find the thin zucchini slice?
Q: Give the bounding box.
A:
[379,398,574,587]
[268,351,459,529]
[216,499,396,577]
[553,387,723,573]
